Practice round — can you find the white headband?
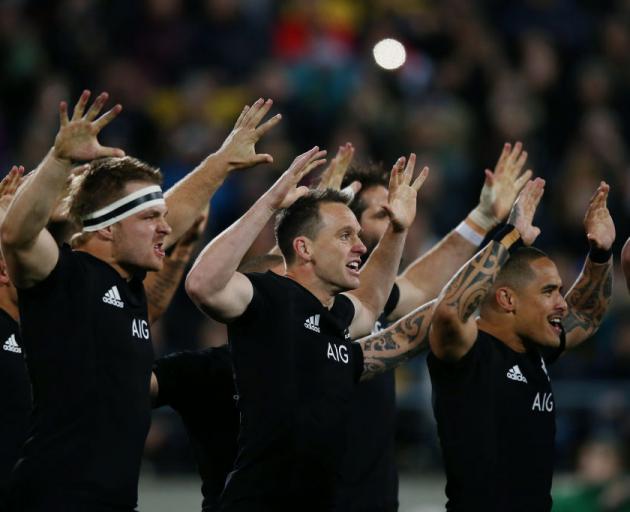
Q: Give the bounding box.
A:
[81,185,165,232]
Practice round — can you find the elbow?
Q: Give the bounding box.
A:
[0,222,19,248]
[431,301,460,330]
[184,271,205,306]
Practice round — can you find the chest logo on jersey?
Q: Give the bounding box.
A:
[304,314,320,333]
[327,342,349,364]
[131,318,150,340]
[507,364,528,383]
[102,286,125,308]
[2,334,21,354]
[532,392,554,412]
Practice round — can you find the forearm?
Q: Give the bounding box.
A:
[360,299,436,379]
[430,231,514,361]
[564,252,613,348]
[397,228,479,310]
[1,150,70,247]
[352,224,408,318]
[187,193,276,296]
[146,248,191,323]
[440,240,509,323]
[163,152,230,246]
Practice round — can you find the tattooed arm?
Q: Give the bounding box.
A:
[359,300,435,380]
[429,179,545,362]
[563,182,615,350]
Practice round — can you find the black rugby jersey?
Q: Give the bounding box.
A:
[428,329,565,512]
[0,309,30,505]
[218,271,363,512]
[9,245,153,511]
[154,346,238,511]
[334,284,400,512]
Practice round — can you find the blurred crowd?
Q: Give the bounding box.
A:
[1,0,630,501]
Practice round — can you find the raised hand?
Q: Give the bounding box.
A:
[584,181,615,251]
[383,154,429,232]
[0,165,24,211]
[53,90,125,162]
[473,142,533,229]
[507,178,545,246]
[216,98,282,171]
[0,165,24,198]
[317,142,355,191]
[269,147,327,210]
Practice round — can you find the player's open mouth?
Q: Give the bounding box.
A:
[346,260,360,275]
[548,316,562,335]
[154,243,165,258]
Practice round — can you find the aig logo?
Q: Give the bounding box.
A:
[327,342,349,364]
[132,318,149,340]
[532,392,554,412]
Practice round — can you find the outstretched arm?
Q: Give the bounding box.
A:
[0,91,124,288]
[359,299,436,380]
[429,179,545,362]
[186,147,326,322]
[344,154,429,338]
[391,142,532,320]
[563,182,615,349]
[163,99,281,247]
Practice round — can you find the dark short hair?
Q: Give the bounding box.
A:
[493,246,550,291]
[274,189,351,265]
[69,156,162,227]
[341,164,389,220]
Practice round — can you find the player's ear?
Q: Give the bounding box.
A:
[495,286,516,313]
[0,258,9,286]
[96,226,114,242]
[293,236,313,262]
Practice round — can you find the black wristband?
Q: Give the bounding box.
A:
[588,246,612,264]
[492,223,524,254]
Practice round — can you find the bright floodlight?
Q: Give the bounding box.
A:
[373,38,406,70]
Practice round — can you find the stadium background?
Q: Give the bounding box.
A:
[1,0,630,509]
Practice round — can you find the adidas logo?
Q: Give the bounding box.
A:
[304,314,321,333]
[507,365,528,383]
[2,334,21,354]
[102,286,125,308]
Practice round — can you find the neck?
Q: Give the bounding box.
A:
[284,265,337,309]
[477,315,527,353]
[0,289,18,322]
[75,237,133,281]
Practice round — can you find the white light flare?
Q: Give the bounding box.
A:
[373,38,407,70]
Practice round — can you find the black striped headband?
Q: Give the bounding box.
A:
[81,185,165,232]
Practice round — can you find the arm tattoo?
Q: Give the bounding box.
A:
[360,300,435,379]
[146,257,188,322]
[563,257,613,346]
[442,241,509,323]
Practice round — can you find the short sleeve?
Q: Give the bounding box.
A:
[237,272,278,324]
[382,283,400,319]
[427,338,486,388]
[331,293,356,329]
[17,244,81,296]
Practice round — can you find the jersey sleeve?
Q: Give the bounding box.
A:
[427,337,486,388]
[382,283,400,319]
[331,293,356,329]
[237,272,277,323]
[17,244,83,296]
